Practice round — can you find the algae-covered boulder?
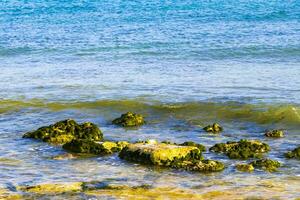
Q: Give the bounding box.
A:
[63,139,129,155]
[265,130,284,138]
[250,159,281,172]
[236,163,254,172]
[23,119,103,144]
[119,143,203,166]
[203,123,223,133]
[172,159,225,172]
[112,112,145,127]
[209,139,270,159]
[284,146,300,159]
[179,141,206,152]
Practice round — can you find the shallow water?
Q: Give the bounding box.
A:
[1,0,300,199]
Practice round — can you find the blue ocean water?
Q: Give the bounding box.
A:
[1,0,300,199]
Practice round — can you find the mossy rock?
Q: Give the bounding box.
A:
[284,146,300,159]
[250,159,281,172]
[112,112,145,127]
[119,143,203,167]
[236,164,254,172]
[209,139,270,159]
[203,123,223,133]
[172,159,225,172]
[265,130,284,138]
[63,139,129,155]
[179,141,206,152]
[23,119,103,144]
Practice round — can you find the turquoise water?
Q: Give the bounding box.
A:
[1,0,300,199]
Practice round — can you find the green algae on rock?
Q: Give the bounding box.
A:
[203,123,223,133]
[209,139,270,159]
[119,143,203,166]
[23,119,103,144]
[250,159,281,172]
[265,130,284,138]
[179,141,206,152]
[112,112,145,127]
[63,139,129,155]
[172,159,225,172]
[236,163,254,172]
[119,142,224,172]
[284,146,300,159]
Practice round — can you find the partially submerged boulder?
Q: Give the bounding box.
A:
[172,159,225,172]
[112,112,145,127]
[209,139,270,159]
[265,130,284,138]
[236,163,254,172]
[23,119,103,144]
[250,159,281,172]
[203,123,223,133]
[63,139,129,155]
[119,142,224,172]
[284,146,300,159]
[119,143,203,166]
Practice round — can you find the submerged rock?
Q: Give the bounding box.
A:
[236,163,254,172]
[265,130,284,138]
[209,139,270,159]
[284,146,300,159]
[112,112,145,127]
[203,123,223,133]
[63,139,129,155]
[23,119,103,144]
[250,159,281,172]
[17,182,83,194]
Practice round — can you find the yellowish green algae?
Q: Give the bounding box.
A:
[285,146,300,159]
[203,123,223,133]
[236,163,255,172]
[112,112,145,127]
[209,139,270,159]
[62,139,129,154]
[264,130,284,138]
[22,119,103,144]
[17,182,83,194]
[119,143,202,166]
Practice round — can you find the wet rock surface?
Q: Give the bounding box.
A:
[63,139,129,155]
[265,130,284,138]
[23,119,103,144]
[209,139,270,159]
[284,146,300,159]
[112,112,145,127]
[249,159,281,172]
[203,123,223,133]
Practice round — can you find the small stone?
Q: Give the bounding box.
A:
[112,112,145,127]
[203,123,223,133]
[284,146,300,159]
[265,130,284,138]
[236,164,254,172]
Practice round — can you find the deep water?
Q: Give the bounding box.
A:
[0,0,300,199]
